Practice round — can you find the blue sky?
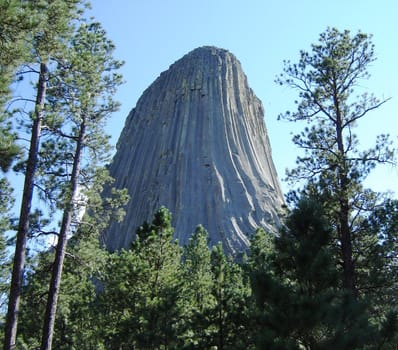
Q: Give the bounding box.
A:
[89,0,397,196]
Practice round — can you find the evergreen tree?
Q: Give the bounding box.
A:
[276,27,398,347]
[0,182,12,311]
[97,248,142,349]
[132,207,183,350]
[243,228,274,347]
[355,199,398,347]
[0,0,34,170]
[16,176,126,350]
[180,225,216,348]
[38,19,124,350]
[276,27,395,298]
[249,197,374,349]
[0,0,33,94]
[99,207,183,349]
[209,243,252,350]
[17,225,109,350]
[0,1,36,323]
[16,250,53,350]
[3,2,86,349]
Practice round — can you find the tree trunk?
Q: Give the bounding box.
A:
[3,62,48,350]
[339,198,358,297]
[334,99,358,298]
[40,117,86,350]
[217,286,224,350]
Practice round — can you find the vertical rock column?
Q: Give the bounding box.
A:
[102,46,284,254]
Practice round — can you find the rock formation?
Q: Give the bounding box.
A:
[102,46,284,254]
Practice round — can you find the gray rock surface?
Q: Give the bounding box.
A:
[102,46,284,254]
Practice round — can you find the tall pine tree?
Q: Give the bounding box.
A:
[3,2,86,349]
[209,243,252,350]
[276,27,395,298]
[249,197,374,349]
[99,207,183,350]
[180,225,216,349]
[38,19,124,350]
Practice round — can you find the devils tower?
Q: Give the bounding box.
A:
[102,46,284,254]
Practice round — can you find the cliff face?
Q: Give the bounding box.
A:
[102,46,284,254]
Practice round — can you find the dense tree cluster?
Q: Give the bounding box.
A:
[0,1,127,349]
[11,202,398,349]
[0,1,397,348]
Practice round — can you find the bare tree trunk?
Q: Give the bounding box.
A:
[40,118,86,350]
[3,62,48,350]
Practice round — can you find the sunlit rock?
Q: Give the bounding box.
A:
[102,46,284,254]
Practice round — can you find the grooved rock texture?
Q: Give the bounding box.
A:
[102,46,284,254]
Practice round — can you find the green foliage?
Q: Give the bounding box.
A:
[35,19,124,217]
[278,27,396,299]
[0,0,36,103]
[36,17,126,349]
[208,243,252,350]
[246,228,274,276]
[17,229,108,350]
[3,2,91,348]
[0,120,20,173]
[97,211,253,350]
[182,225,214,312]
[0,1,30,288]
[4,21,397,350]
[355,199,398,347]
[276,27,398,348]
[249,197,376,349]
[17,251,52,350]
[179,225,216,348]
[0,179,12,312]
[0,178,13,237]
[99,207,183,350]
[16,174,120,350]
[15,200,398,349]
[1,2,127,349]
[277,27,395,198]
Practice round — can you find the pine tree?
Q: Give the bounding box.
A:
[37,19,124,350]
[0,1,36,323]
[0,183,12,310]
[249,197,374,349]
[243,228,274,348]
[276,27,395,298]
[99,207,183,349]
[180,225,216,348]
[133,207,183,349]
[209,243,252,350]
[97,249,142,349]
[17,231,108,350]
[355,199,398,347]
[3,2,86,349]
[0,0,34,170]
[16,175,127,350]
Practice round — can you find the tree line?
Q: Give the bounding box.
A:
[11,201,398,349]
[0,0,397,349]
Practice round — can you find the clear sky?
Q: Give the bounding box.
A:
[88,0,397,196]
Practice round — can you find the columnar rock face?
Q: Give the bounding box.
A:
[102,46,284,254]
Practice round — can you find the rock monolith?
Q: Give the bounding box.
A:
[102,46,284,254]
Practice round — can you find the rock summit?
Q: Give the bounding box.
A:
[102,46,284,254]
